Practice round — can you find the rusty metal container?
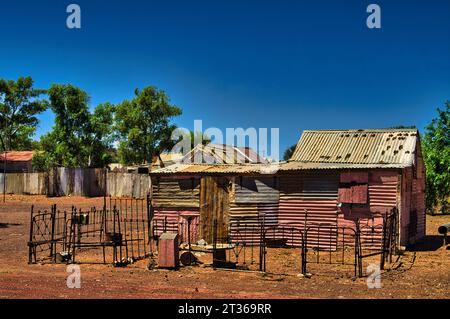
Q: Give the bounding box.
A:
[158,232,179,268]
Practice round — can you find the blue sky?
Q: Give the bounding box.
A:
[1,0,449,156]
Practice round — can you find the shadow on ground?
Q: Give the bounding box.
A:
[407,235,446,252]
[0,223,21,229]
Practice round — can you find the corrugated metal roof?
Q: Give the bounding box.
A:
[181,143,267,164]
[279,161,407,171]
[291,129,418,166]
[0,151,34,162]
[150,161,406,176]
[151,163,280,175]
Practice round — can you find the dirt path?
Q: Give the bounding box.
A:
[0,195,448,299]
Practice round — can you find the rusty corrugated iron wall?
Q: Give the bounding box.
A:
[278,171,339,248]
[106,172,151,198]
[229,176,279,244]
[0,172,47,195]
[151,177,201,243]
[152,208,200,243]
[413,150,426,242]
[279,172,339,227]
[151,178,200,207]
[47,168,106,197]
[337,170,399,249]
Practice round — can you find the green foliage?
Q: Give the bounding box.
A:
[283,144,297,161]
[115,86,182,165]
[87,102,116,167]
[33,84,115,170]
[0,76,47,151]
[422,101,450,213]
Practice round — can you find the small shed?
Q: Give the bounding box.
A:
[150,163,279,244]
[279,129,425,247]
[0,151,34,173]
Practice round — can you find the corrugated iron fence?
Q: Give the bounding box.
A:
[1,169,151,198]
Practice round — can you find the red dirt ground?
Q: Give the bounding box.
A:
[0,195,448,299]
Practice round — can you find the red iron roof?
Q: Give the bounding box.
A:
[0,151,34,162]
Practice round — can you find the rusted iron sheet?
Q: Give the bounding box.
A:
[151,163,280,175]
[0,151,34,161]
[413,177,426,241]
[151,162,409,177]
[153,208,200,244]
[338,184,368,204]
[337,170,400,249]
[368,170,398,212]
[152,178,200,208]
[352,184,368,204]
[234,176,279,204]
[158,233,179,268]
[338,207,384,249]
[181,143,266,164]
[228,202,278,245]
[290,129,418,165]
[340,171,369,183]
[278,172,339,248]
[0,172,47,195]
[47,168,107,197]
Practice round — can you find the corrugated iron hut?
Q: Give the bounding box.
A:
[278,128,425,247]
[0,151,34,172]
[150,128,425,248]
[150,163,279,244]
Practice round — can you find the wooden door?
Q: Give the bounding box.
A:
[200,176,230,243]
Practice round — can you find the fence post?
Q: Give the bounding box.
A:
[28,205,34,264]
[50,204,57,262]
[355,219,363,277]
[146,193,152,255]
[301,228,307,275]
[380,213,387,270]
